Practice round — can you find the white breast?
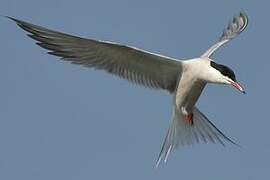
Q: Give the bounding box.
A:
[175,58,209,114]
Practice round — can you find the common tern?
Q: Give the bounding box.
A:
[7,12,248,167]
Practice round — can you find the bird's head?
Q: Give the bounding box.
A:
[209,61,245,94]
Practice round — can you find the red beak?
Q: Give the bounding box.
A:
[231,81,245,94]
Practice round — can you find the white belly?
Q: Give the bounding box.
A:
[175,64,206,115]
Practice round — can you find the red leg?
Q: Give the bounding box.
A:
[184,113,194,125]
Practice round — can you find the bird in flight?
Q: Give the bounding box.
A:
[8,12,248,167]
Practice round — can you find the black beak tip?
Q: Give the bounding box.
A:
[242,90,246,94]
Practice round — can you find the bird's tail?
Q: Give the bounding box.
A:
[155,106,237,167]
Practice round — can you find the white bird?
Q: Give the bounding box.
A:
[8,12,248,167]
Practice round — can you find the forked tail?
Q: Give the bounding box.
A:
[155,106,238,167]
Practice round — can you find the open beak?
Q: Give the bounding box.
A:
[230,81,246,94]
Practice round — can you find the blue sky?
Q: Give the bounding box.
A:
[0,0,268,179]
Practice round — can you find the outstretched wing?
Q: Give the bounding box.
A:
[201,12,248,58]
[9,17,182,93]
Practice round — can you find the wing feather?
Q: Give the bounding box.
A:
[9,17,182,93]
[201,12,248,58]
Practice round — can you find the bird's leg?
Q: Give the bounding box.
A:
[184,113,194,125]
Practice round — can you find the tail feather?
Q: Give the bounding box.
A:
[155,106,237,168]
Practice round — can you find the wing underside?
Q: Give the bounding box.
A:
[9,17,183,93]
[201,12,248,58]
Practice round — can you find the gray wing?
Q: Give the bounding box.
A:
[201,12,248,58]
[9,17,182,93]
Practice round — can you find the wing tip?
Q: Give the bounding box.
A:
[5,16,23,24]
[5,16,35,34]
[239,12,248,31]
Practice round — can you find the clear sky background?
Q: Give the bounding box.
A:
[0,1,268,179]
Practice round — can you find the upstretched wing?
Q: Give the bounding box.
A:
[9,17,182,93]
[201,12,248,58]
